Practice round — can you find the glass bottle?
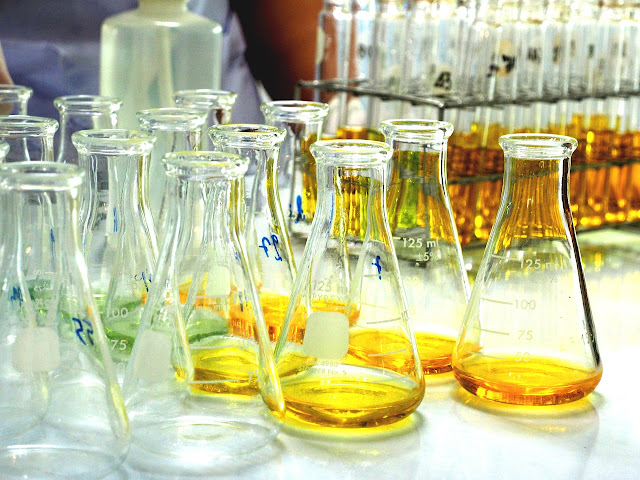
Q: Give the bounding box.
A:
[0,162,129,478]
[453,134,602,406]
[174,89,238,149]
[122,152,284,469]
[0,115,57,162]
[274,140,424,428]
[100,0,223,129]
[137,107,206,236]
[381,120,470,374]
[261,100,330,238]
[72,129,158,378]
[54,95,121,165]
[0,84,32,115]
[210,124,296,342]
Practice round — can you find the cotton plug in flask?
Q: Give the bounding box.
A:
[122,152,284,467]
[0,84,32,115]
[174,89,238,149]
[452,134,602,406]
[274,140,424,428]
[380,120,470,374]
[54,95,121,165]
[0,162,129,478]
[261,100,330,237]
[100,0,223,129]
[210,124,296,342]
[72,129,158,378]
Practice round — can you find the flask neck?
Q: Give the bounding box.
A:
[138,0,187,14]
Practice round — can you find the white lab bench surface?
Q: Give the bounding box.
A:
[106,227,640,480]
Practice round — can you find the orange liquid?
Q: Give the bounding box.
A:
[415,333,456,374]
[336,125,369,140]
[628,131,640,221]
[565,113,587,225]
[453,354,602,406]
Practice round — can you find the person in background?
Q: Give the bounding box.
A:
[0,0,263,122]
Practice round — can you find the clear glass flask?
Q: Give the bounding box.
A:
[381,120,470,374]
[137,107,206,235]
[210,124,297,342]
[261,100,330,237]
[54,95,121,165]
[0,162,129,478]
[0,115,57,162]
[100,0,223,129]
[174,89,238,149]
[453,134,602,406]
[0,140,8,161]
[274,140,424,428]
[122,152,284,467]
[0,84,32,115]
[72,129,158,378]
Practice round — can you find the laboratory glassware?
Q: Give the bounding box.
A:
[174,88,237,149]
[274,140,424,428]
[403,0,439,99]
[381,119,470,374]
[72,129,158,377]
[543,0,572,97]
[100,0,223,129]
[0,84,32,115]
[453,134,602,406]
[54,95,121,165]
[568,0,601,95]
[210,124,296,342]
[0,140,8,161]
[0,115,57,162]
[137,107,206,235]
[261,100,330,236]
[518,0,546,99]
[122,151,284,465]
[0,161,129,479]
[493,0,521,101]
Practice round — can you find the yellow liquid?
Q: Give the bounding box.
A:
[453,354,602,406]
[280,365,424,428]
[336,125,369,140]
[628,131,640,221]
[565,114,587,225]
[300,134,318,226]
[416,333,456,374]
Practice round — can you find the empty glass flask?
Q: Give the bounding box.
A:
[54,95,121,165]
[72,129,158,378]
[380,119,470,374]
[0,84,32,115]
[274,140,424,428]
[261,100,330,237]
[0,162,129,479]
[122,152,284,469]
[0,115,57,163]
[210,124,296,343]
[453,134,602,406]
[174,89,237,149]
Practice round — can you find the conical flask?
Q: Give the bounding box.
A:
[380,119,470,374]
[210,124,296,342]
[452,134,602,406]
[174,89,238,149]
[261,100,330,237]
[0,115,57,162]
[0,162,129,478]
[122,152,284,465]
[0,84,32,115]
[54,95,121,165]
[274,140,424,428]
[72,129,158,378]
[137,107,207,236]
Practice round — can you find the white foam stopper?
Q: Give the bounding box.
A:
[303,311,349,359]
[206,265,231,297]
[133,329,173,382]
[12,327,61,373]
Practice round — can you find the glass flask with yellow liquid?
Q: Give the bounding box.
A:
[210,124,296,343]
[122,152,284,469]
[274,140,424,429]
[72,129,158,378]
[0,162,129,478]
[452,134,602,406]
[380,119,470,374]
[261,100,330,237]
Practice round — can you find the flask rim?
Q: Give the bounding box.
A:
[174,89,238,108]
[379,119,453,143]
[260,101,330,122]
[310,140,392,166]
[499,133,578,158]
[163,151,249,179]
[54,95,122,113]
[0,161,84,192]
[0,140,8,159]
[0,84,33,102]
[209,124,286,148]
[137,108,207,131]
[72,129,156,155]
[0,115,58,137]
